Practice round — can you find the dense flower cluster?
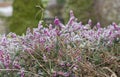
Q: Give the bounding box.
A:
[0,11,119,77]
[22,11,120,52]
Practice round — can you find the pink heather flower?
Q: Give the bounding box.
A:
[59,61,65,67]
[4,54,10,69]
[1,35,7,46]
[10,33,17,38]
[97,29,102,36]
[108,31,112,37]
[112,22,120,30]
[24,48,34,54]
[52,71,57,77]
[57,71,64,76]
[49,24,53,30]
[0,50,4,62]
[43,28,47,33]
[44,29,50,36]
[70,10,74,17]
[67,10,75,25]
[68,16,75,25]
[0,50,3,57]
[76,56,81,61]
[96,22,101,29]
[54,17,60,25]
[20,69,25,77]
[38,21,43,29]
[55,29,61,36]
[112,22,117,29]
[63,72,70,77]
[78,21,82,29]
[26,27,31,35]
[66,63,71,67]
[88,19,92,26]
[33,32,40,39]
[45,45,51,52]
[43,54,47,62]
[79,21,82,25]
[13,60,21,69]
[39,37,46,44]
[72,23,80,31]
[14,63,21,69]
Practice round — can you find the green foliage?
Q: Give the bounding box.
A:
[64,0,97,24]
[57,0,66,5]
[41,0,49,8]
[9,0,44,35]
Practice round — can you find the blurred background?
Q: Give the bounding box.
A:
[0,0,120,35]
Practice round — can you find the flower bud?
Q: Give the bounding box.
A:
[88,19,92,26]
[54,17,60,25]
[96,22,101,29]
[70,10,74,17]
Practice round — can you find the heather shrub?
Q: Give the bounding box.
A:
[0,11,119,77]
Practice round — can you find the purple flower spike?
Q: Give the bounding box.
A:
[55,29,61,36]
[0,50,4,62]
[45,46,51,52]
[13,61,21,69]
[10,33,17,38]
[70,10,74,17]
[96,22,101,29]
[26,28,31,35]
[64,72,70,77]
[4,54,10,69]
[38,21,43,29]
[20,69,25,77]
[88,19,92,26]
[0,50,3,57]
[112,22,117,28]
[108,31,112,37]
[79,21,82,25]
[49,24,53,30]
[112,22,120,30]
[57,71,64,76]
[67,11,75,25]
[1,36,7,46]
[76,56,81,61]
[54,17,60,25]
[52,71,57,77]
[43,54,47,62]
